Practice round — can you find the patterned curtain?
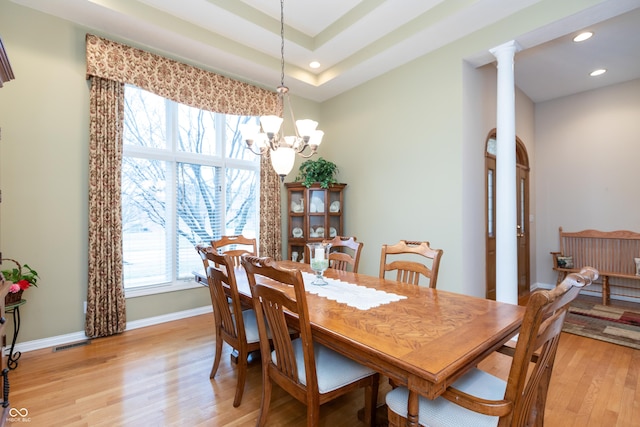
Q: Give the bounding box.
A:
[86,77,126,338]
[260,154,282,260]
[85,34,283,336]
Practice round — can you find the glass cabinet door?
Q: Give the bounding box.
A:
[285,183,346,263]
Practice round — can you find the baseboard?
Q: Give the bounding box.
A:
[7,305,213,355]
[532,281,553,291]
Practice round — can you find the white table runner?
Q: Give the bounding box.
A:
[301,272,406,310]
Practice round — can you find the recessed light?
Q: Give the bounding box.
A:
[309,61,320,69]
[590,69,606,77]
[573,32,593,42]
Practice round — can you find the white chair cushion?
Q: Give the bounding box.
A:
[240,309,280,343]
[240,309,261,343]
[272,338,376,394]
[385,368,506,427]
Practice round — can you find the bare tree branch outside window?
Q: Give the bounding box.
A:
[122,86,259,289]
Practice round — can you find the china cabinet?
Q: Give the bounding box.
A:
[285,182,346,262]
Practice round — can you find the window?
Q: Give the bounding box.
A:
[122,85,259,296]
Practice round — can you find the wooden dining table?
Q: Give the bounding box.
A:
[195,261,525,427]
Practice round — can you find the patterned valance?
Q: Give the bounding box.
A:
[85,34,279,116]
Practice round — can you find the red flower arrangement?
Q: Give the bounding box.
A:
[1,258,39,294]
[9,279,32,294]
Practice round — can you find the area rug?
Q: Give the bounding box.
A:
[562,299,640,350]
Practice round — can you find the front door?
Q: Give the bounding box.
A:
[485,130,530,300]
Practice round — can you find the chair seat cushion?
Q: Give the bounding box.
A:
[240,309,282,343]
[385,368,506,427]
[241,309,261,343]
[273,338,376,394]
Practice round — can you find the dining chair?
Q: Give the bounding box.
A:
[379,240,443,287]
[241,255,380,427]
[304,235,363,272]
[195,243,215,281]
[195,246,261,407]
[326,235,363,272]
[211,235,257,267]
[385,266,598,427]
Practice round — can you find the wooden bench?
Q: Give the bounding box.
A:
[551,227,640,305]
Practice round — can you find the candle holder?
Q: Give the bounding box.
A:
[306,242,332,286]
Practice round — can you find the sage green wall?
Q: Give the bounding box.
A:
[0,3,91,341]
[0,0,612,344]
[317,45,465,290]
[461,62,497,297]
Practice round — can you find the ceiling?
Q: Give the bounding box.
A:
[11,0,640,103]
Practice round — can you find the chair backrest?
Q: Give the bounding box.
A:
[379,240,443,287]
[195,243,214,266]
[195,243,215,280]
[322,236,363,273]
[242,255,319,402]
[196,246,246,345]
[495,267,597,426]
[212,235,257,267]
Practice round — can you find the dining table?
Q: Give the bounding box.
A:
[195,260,525,427]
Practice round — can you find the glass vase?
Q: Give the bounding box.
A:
[306,242,332,285]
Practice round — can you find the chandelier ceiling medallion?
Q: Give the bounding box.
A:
[240,0,323,180]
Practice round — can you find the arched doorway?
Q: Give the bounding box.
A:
[485,129,530,300]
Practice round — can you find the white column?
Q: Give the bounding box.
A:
[490,40,521,305]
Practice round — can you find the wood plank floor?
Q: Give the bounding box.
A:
[6,298,640,426]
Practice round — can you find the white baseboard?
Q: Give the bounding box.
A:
[531,281,553,291]
[7,305,213,355]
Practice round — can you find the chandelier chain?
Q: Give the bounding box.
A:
[280,0,285,88]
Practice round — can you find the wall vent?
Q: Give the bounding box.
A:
[53,340,91,352]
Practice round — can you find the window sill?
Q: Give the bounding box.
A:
[124,279,203,299]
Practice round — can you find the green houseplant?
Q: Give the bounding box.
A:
[295,157,338,188]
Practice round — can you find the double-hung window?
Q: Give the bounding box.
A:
[122,85,260,297]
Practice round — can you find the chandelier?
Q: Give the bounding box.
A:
[239,0,323,180]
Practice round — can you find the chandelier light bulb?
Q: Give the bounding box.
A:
[270,146,296,178]
[309,130,324,147]
[295,119,318,139]
[260,115,283,135]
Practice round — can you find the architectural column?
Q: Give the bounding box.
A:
[490,40,520,305]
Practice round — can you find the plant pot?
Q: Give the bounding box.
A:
[5,289,23,306]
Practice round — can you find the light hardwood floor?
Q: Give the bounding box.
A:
[6,301,640,426]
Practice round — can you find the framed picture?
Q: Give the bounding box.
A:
[557,256,574,269]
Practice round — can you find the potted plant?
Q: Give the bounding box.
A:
[295,157,339,188]
[1,258,39,305]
